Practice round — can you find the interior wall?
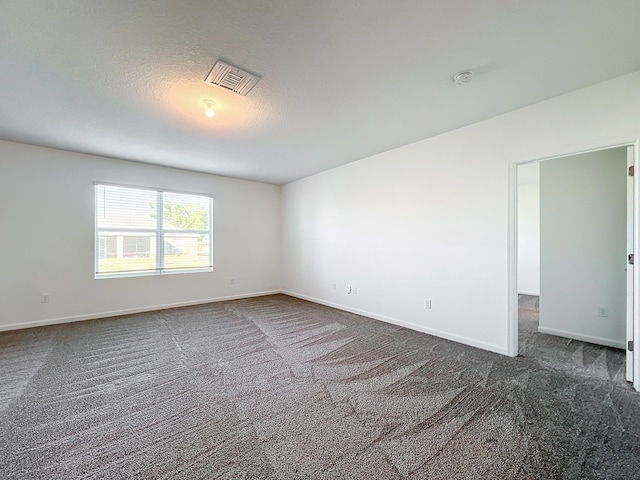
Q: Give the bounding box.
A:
[538,148,627,348]
[281,70,640,355]
[517,164,540,295]
[0,140,282,330]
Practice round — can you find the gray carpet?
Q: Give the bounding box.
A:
[1,294,639,479]
[518,294,627,382]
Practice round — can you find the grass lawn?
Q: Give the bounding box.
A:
[99,255,209,273]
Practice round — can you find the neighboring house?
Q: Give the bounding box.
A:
[97,211,201,259]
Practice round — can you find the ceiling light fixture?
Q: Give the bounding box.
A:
[203,99,216,118]
[453,71,473,85]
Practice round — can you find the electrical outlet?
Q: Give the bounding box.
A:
[425,299,432,309]
[597,306,608,317]
[41,293,51,304]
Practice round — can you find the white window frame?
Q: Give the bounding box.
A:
[94,182,214,278]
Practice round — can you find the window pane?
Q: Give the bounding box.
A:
[163,234,210,270]
[95,184,212,277]
[96,185,157,230]
[99,236,117,258]
[97,234,157,274]
[163,192,210,231]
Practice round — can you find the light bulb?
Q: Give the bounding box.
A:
[203,100,216,118]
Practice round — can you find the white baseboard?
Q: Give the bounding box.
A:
[281,290,509,356]
[3,289,512,357]
[0,290,281,332]
[518,290,540,296]
[537,326,626,350]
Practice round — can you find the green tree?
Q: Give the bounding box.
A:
[164,201,208,230]
[150,201,208,230]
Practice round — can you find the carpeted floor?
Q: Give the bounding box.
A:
[518,294,627,382]
[1,294,639,479]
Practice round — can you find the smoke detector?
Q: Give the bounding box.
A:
[453,71,473,85]
[204,60,261,96]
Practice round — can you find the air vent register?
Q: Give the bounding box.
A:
[204,60,261,96]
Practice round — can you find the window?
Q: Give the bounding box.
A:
[95,183,213,277]
[123,236,151,257]
[98,236,117,258]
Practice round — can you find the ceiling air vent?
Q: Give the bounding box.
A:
[204,60,261,96]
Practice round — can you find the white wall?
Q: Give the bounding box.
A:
[539,148,627,348]
[281,70,640,355]
[518,164,540,295]
[0,140,281,330]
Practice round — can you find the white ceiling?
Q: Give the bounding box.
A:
[2,1,640,185]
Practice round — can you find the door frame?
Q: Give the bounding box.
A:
[627,145,635,382]
[507,140,640,391]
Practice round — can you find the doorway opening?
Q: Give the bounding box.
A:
[510,144,638,391]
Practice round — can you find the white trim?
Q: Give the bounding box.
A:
[507,160,519,357]
[518,290,540,296]
[633,139,640,392]
[0,290,281,332]
[4,289,509,356]
[282,290,509,356]
[517,142,637,166]
[95,266,214,279]
[626,145,635,383]
[538,326,626,350]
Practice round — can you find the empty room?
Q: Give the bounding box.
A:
[2,1,640,478]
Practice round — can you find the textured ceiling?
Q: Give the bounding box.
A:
[1,1,640,184]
